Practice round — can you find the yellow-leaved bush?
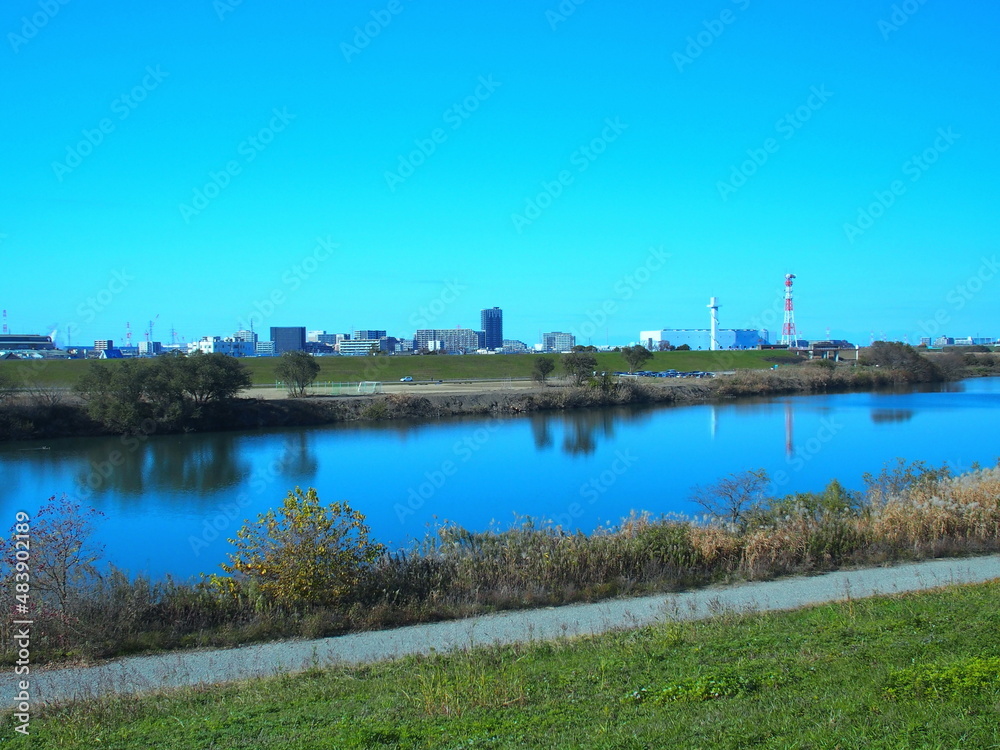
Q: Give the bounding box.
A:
[218,487,384,608]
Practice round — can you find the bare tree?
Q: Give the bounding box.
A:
[690,469,770,528]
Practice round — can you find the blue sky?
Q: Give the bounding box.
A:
[2,0,998,348]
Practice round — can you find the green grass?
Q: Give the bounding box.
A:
[9,580,1000,749]
[1,350,799,388]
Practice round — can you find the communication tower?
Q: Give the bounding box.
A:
[781,274,798,347]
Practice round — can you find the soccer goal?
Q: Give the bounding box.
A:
[357,381,383,394]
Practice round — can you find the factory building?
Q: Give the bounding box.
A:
[640,328,766,351]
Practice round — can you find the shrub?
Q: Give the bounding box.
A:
[219,487,384,608]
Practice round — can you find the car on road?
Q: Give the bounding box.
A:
[400,376,413,382]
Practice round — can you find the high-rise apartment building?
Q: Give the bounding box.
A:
[270,327,306,354]
[414,328,483,353]
[480,307,503,350]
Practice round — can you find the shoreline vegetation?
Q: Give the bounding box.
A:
[2,458,999,667]
[0,343,995,442]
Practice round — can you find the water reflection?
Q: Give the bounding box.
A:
[871,409,915,424]
[70,433,255,497]
[530,407,655,456]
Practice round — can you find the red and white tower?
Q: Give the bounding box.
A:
[781,273,798,347]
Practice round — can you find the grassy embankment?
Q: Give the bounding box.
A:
[5,580,1000,748]
[2,461,999,668]
[0,349,799,388]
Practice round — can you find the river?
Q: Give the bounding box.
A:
[1,378,998,581]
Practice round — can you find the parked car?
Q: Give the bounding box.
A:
[400,376,413,382]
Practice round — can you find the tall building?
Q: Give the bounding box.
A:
[233,329,258,344]
[270,327,306,354]
[542,332,576,352]
[480,307,503,350]
[354,329,386,341]
[94,339,114,351]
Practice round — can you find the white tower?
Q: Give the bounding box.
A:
[708,296,720,351]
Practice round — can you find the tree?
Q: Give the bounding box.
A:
[75,355,252,431]
[275,351,321,397]
[621,344,653,374]
[859,342,943,382]
[75,360,153,431]
[562,351,598,386]
[219,487,384,608]
[532,357,555,383]
[676,344,691,351]
[0,367,17,406]
[1,495,105,613]
[690,469,770,529]
[178,352,252,405]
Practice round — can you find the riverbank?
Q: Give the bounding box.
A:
[0,359,974,443]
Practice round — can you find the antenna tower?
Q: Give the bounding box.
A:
[781,274,798,347]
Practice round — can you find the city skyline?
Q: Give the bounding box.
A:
[3,1,998,347]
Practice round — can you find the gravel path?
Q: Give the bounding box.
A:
[8,555,1000,708]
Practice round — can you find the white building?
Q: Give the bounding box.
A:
[188,336,256,357]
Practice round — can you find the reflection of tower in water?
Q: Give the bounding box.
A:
[785,401,794,457]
